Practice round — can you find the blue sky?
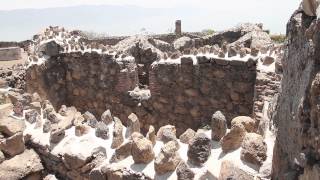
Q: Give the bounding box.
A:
[0,0,301,41]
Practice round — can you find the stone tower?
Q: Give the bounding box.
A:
[175,20,182,36]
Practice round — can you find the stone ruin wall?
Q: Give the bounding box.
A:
[148,57,256,134]
[26,52,257,135]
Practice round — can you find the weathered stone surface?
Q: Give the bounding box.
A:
[220,123,246,153]
[154,141,181,175]
[37,40,61,56]
[131,132,155,164]
[219,160,255,180]
[231,116,255,132]
[50,125,65,144]
[110,141,132,163]
[75,124,90,136]
[187,133,211,165]
[104,166,152,180]
[146,125,156,146]
[0,132,25,156]
[174,37,194,50]
[211,111,227,141]
[111,117,124,149]
[241,133,267,166]
[179,128,196,144]
[302,0,319,16]
[125,113,140,138]
[95,122,109,140]
[43,174,58,180]
[43,120,51,133]
[157,125,177,143]
[271,11,320,179]
[176,161,195,180]
[0,116,25,136]
[0,149,43,180]
[101,109,113,125]
[25,109,40,124]
[63,150,90,170]
[83,111,98,128]
[262,56,274,65]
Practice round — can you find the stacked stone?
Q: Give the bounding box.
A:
[148,56,256,135]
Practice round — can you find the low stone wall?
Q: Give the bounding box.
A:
[26,52,138,117]
[147,57,256,134]
[0,47,21,61]
[26,52,256,135]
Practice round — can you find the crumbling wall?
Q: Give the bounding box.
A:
[26,52,138,117]
[146,57,256,135]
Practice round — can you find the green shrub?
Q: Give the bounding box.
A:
[202,29,215,36]
[270,34,286,43]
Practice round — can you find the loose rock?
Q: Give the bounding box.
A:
[241,133,267,166]
[131,132,155,164]
[155,141,181,175]
[211,111,227,141]
[146,125,156,146]
[179,128,196,144]
[101,109,113,125]
[111,117,124,149]
[187,133,211,165]
[176,161,195,180]
[231,116,255,132]
[220,123,246,153]
[95,122,109,140]
[125,113,140,138]
[0,132,25,156]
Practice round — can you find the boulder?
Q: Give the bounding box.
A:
[0,149,43,180]
[211,111,227,141]
[241,133,267,166]
[58,105,68,116]
[146,125,156,146]
[43,120,52,133]
[0,116,25,136]
[44,174,58,180]
[125,113,140,138]
[95,122,109,140]
[63,151,90,170]
[187,133,211,165]
[155,141,181,175]
[83,111,98,128]
[75,124,90,136]
[37,40,61,56]
[220,123,246,153]
[111,117,124,149]
[29,102,41,114]
[50,125,65,144]
[0,132,25,156]
[47,112,61,123]
[176,161,195,180]
[101,109,113,125]
[25,109,40,124]
[219,160,256,180]
[262,56,275,65]
[110,141,132,163]
[179,128,196,144]
[131,132,155,164]
[157,125,177,143]
[173,37,194,50]
[231,116,255,132]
